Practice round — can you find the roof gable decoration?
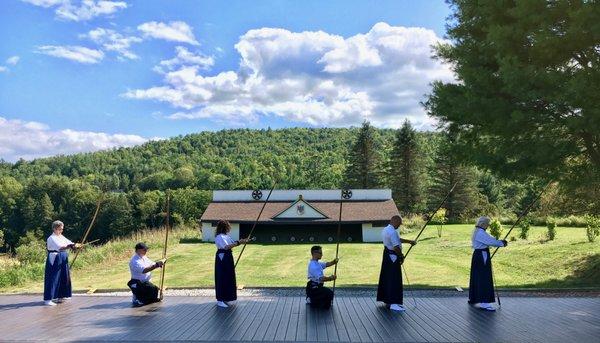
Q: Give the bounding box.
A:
[272,195,328,220]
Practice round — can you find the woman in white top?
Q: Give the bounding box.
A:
[214,220,248,308]
[468,216,507,311]
[43,220,80,306]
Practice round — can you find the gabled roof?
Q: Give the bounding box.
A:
[271,198,328,220]
[200,199,399,223]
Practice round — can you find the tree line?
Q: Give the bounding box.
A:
[0,125,590,252]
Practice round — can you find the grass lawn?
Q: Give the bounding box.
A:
[1,224,598,293]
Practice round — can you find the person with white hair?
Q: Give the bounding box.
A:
[468,216,507,311]
[43,220,81,306]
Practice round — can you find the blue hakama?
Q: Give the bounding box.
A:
[43,251,72,301]
[468,248,495,304]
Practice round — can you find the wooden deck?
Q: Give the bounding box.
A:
[0,294,598,342]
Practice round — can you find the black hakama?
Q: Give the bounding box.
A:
[43,251,72,301]
[127,279,160,304]
[376,248,403,305]
[306,281,334,309]
[468,248,495,304]
[215,248,237,302]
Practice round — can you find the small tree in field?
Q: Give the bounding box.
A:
[519,217,531,240]
[585,215,600,243]
[489,219,502,239]
[546,217,557,241]
[431,208,447,238]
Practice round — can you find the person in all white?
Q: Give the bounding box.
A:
[376,215,416,312]
[214,220,248,308]
[127,242,165,306]
[43,220,81,306]
[468,216,507,311]
[305,245,338,309]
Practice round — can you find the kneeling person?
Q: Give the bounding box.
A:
[306,245,338,309]
[127,242,165,306]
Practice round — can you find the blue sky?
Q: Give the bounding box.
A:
[0,0,452,161]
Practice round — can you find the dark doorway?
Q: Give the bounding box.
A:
[239,223,362,243]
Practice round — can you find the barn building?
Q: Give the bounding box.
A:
[200,189,399,243]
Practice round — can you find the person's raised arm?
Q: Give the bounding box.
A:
[325,258,339,267]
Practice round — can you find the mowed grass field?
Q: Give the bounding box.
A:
[1,224,598,293]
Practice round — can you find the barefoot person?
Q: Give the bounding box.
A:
[305,245,338,309]
[468,216,507,311]
[214,220,247,308]
[44,220,81,306]
[377,215,416,312]
[127,242,164,306]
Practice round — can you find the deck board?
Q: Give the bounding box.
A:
[0,294,598,342]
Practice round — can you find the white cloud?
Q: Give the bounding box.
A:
[0,116,149,162]
[21,0,127,21]
[138,21,199,45]
[156,46,214,72]
[36,45,104,64]
[6,56,20,65]
[81,28,142,60]
[124,22,454,129]
[0,66,7,73]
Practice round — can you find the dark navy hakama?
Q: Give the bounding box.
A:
[306,281,334,309]
[376,248,403,305]
[43,251,72,301]
[468,248,495,304]
[215,248,237,302]
[127,279,160,305]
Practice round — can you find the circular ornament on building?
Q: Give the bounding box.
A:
[309,236,315,242]
[290,236,296,242]
[252,189,263,200]
[347,237,353,242]
[342,189,353,200]
[271,236,277,242]
[328,237,333,242]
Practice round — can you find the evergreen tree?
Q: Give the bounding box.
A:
[389,120,422,214]
[344,121,383,189]
[429,134,481,221]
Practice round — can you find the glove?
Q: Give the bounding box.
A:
[501,240,508,247]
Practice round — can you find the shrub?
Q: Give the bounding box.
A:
[585,215,600,243]
[489,219,503,239]
[403,214,425,233]
[546,217,557,241]
[518,217,531,240]
[15,238,46,265]
[431,208,447,238]
[556,215,588,227]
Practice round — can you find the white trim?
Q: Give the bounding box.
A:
[213,189,391,202]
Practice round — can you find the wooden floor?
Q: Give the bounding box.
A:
[0,295,598,342]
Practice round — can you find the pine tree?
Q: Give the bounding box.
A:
[389,120,422,214]
[344,121,383,189]
[428,134,480,221]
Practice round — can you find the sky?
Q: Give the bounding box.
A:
[0,0,454,162]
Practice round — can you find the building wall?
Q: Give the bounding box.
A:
[362,223,385,242]
[201,222,239,242]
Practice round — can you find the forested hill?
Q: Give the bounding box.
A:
[0,126,575,252]
[0,127,413,191]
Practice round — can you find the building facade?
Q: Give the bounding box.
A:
[200,189,399,243]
